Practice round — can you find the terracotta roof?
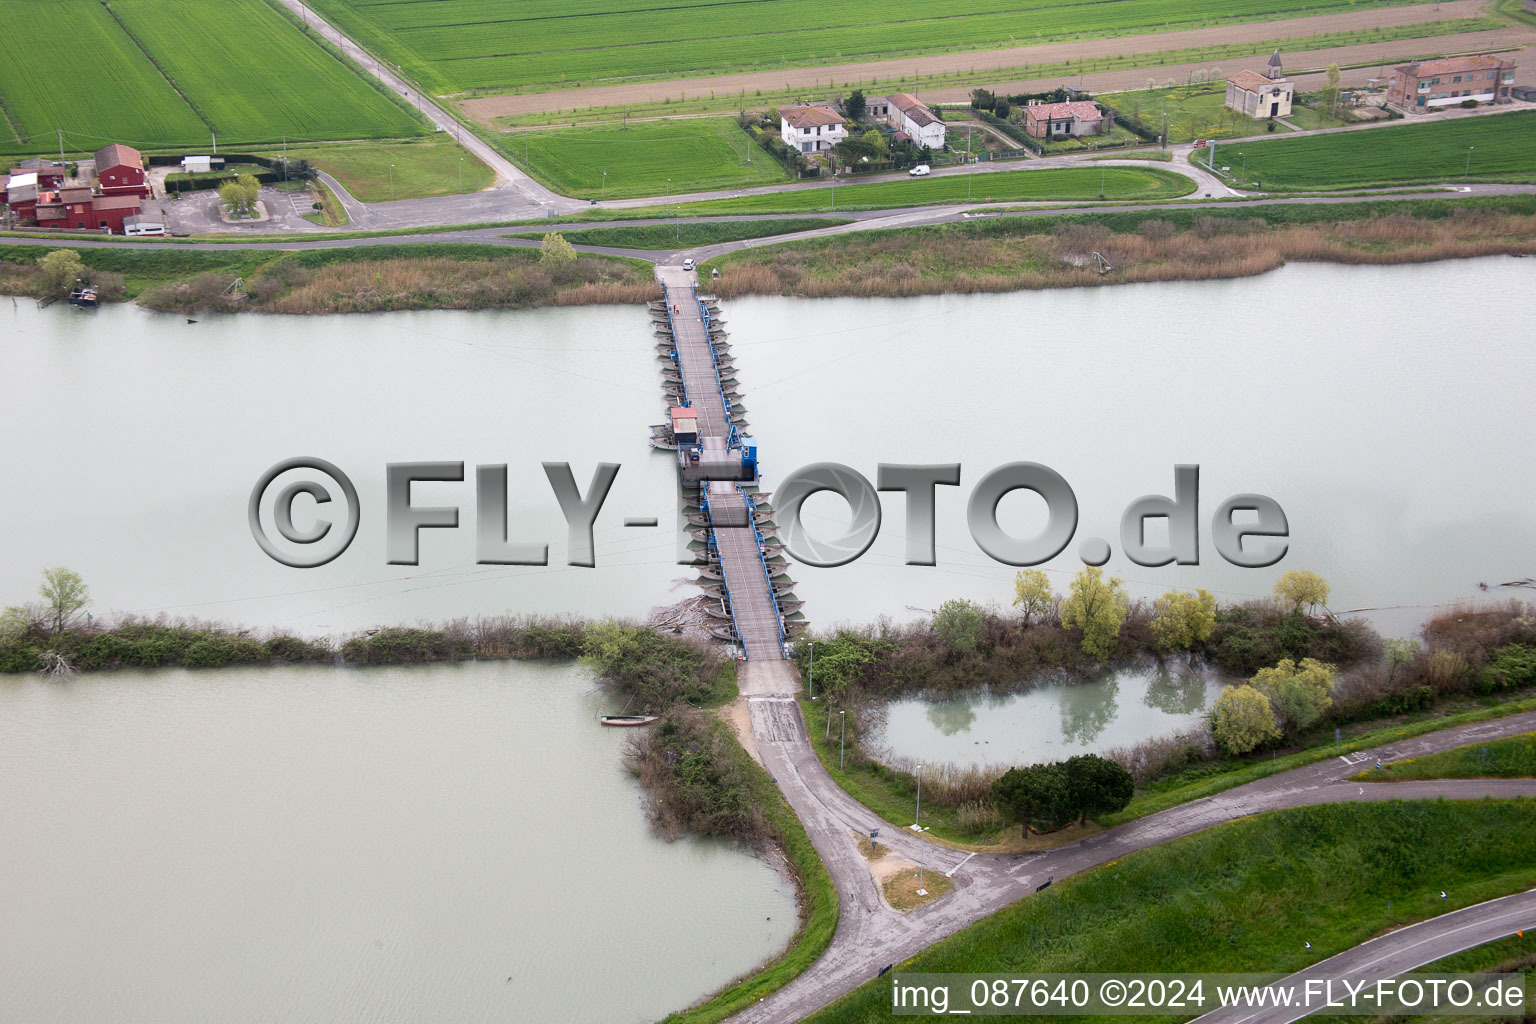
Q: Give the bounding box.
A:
[1395,54,1513,78]
[886,93,940,127]
[781,106,845,129]
[93,143,143,171]
[1025,100,1104,122]
[1227,70,1288,93]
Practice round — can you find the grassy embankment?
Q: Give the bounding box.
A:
[0,0,424,158]
[260,136,496,202]
[802,801,1536,1024]
[506,218,852,248]
[306,0,1451,94]
[1198,109,1536,189]
[502,118,792,199]
[700,194,1536,299]
[0,243,656,314]
[303,179,350,226]
[1356,731,1536,782]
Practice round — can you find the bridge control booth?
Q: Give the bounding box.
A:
[678,435,758,488]
[669,406,699,446]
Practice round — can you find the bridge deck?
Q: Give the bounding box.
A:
[660,275,783,662]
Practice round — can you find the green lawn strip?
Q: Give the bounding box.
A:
[1209,110,1536,190]
[257,137,495,202]
[302,180,350,227]
[803,801,1536,1024]
[506,218,852,248]
[1108,695,1536,826]
[1354,732,1536,782]
[1088,149,1174,162]
[501,117,791,200]
[659,714,838,1024]
[308,0,1447,95]
[1105,83,1294,143]
[0,244,273,296]
[617,166,1194,217]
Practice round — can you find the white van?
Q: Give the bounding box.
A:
[909,164,931,177]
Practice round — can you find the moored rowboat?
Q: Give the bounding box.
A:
[599,714,659,727]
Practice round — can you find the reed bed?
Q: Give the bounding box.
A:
[707,210,1536,299]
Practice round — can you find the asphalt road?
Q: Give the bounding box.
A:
[729,695,1536,1024]
[1191,888,1536,1024]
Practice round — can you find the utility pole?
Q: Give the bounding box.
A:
[389,163,394,201]
[58,128,63,163]
[839,710,846,770]
[808,641,815,699]
[966,125,972,200]
[602,170,607,200]
[212,132,217,155]
[1465,144,1475,180]
[459,156,463,191]
[282,135,288,180]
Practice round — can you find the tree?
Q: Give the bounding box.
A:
[1059,566,1128,660]
[38,567,89,634]
[1273,570,1330,615]
[991,763,1074,835]
[994,99,1012,119]
[845,89,867,120]
[1252,657,1335,731]
[1210,684,1280,754]
[36,249,84,294]
[1149,588,1217,651]
[540,231,578,266]
[932,598,983,654]
[1384,637,1421,686]
[218,174,260,217]
[1062,754,1134,823]
[1322,63,1342,118]
[862,128,888,157]
[1012,569,1054,624]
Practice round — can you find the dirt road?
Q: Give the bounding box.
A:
[460,0,1511,122]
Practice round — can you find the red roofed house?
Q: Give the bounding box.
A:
[94,143,151,198]
[882,93,947,150]
[1385,54,1516,113]
[1024,100,1106,139]
[779,106,849,153]
[1225,50,1294,119]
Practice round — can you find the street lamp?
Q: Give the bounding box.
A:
[839,710,846,770]
[458,156,463,191]
[1239,151,1246,184]
[602,170,607,200]
[389,163,394,202]
[915,763,923,829]
[1465,144,1475,180]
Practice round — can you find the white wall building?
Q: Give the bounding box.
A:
[779,107,848,153]
[883,93,947,150]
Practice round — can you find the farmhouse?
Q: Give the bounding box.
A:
[1385,55,1517,113]
[1225,51,1293,119]
[12,159,66,188]
[94,143,151,198]
[780,106,848,153]
[1023,100,1105,139]
[882,93,946,150]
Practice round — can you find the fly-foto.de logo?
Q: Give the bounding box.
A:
[248,460,1288,570]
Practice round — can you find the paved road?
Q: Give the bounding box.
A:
[728,695,1536,1024]
[1191,888,1536,1024]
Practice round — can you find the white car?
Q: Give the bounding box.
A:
[909,164,931,177]
[681,258,696,271]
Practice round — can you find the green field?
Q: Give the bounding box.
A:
[1101,83,1289,143]
[509,218,852,248]
[1215,110,1536,189]
[264,136,495,201]
[0,0,423,156]
[803,801,1536,1024]
[643,165,1195,215]
[504,118,792,199]
[305,0,1441,94]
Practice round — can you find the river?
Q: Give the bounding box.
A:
[0,661,796,1023]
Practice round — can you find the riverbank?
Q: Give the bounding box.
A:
[700,195,1536,298]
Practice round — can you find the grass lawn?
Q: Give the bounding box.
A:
[1102,83,1288,143]
[1214,110,1536,189]
[1355,732,1536,782]
[503,118,791,200]
[263,137,494,202]
[507,218,851,248]
[302,180,350,227]
[1040,123,1143,154]
[634,166,1194,216]
[803,801,1536,1024]
[1284,99,1355,131]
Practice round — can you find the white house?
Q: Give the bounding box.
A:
[883,93,946,150]
[779,107,848,153]
[1225,50,1294,119]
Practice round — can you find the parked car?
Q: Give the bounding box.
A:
[909,164,931,176]
[682,258,696,271]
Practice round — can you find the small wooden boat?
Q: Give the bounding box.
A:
[67,286,98,308]
[599,714,658,727]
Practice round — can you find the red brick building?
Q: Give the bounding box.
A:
[1386,55,1517,113]
[94,143,151,197]
[88,194,144,233]
[33,185,95,230]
